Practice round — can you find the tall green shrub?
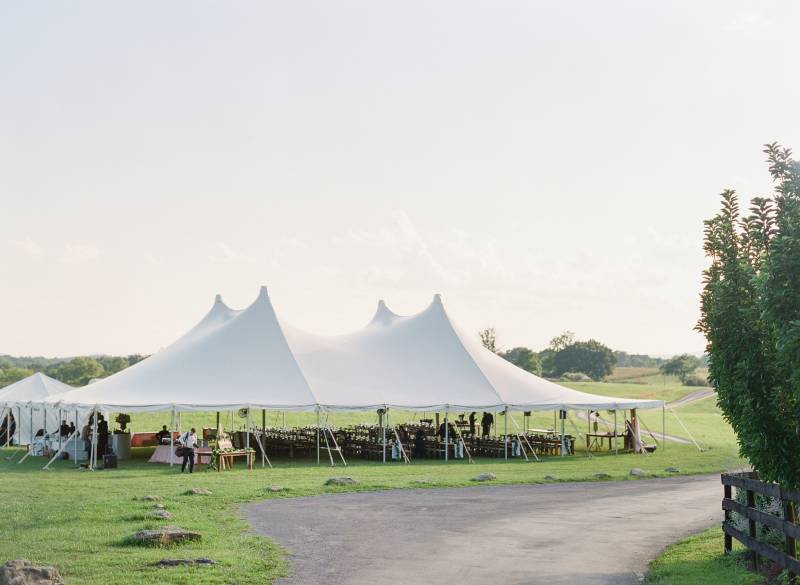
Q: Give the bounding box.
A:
[697,143,800,489]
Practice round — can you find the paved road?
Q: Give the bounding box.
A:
[667,389,715,409]
[245,475,721,585]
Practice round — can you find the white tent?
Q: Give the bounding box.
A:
[49,287,662,415]
[0,373,76,446]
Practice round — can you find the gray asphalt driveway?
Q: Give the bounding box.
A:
[244,474,721,585]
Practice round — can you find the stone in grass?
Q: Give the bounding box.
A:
[152,503,166,510]
[151,509,172,520]
[325,477,359,486]
[629,468,647,477]
[544,475,558,481]
[471,472,497,482]
[130,526,202,546]
[664,467,680,473]
[140,495,162,502]
[185,487,212,496]
[0,559,67,585]
[594,472,612,480]
[267,485,284,493]
[152,558,215,568]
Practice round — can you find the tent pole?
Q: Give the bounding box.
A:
[316,407,320,465]
[169,407,175,468]
[246,408,250,452]
[613,410,618,455]
[382,408,386,464]
[90,407,98,470]
[215,411,220,439]
[560,410,566,456]
[504,406,508,461]
[444,408,449,462]
[73,410,78,465]
[30,405,34,447]
[662,405,665,452]
[58,408,62,455]
[261,409,266,468]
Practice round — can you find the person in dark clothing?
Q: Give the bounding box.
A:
[481,412,494,437]
[437,421,447,441]
[155,425,170,444]
[68,422,76,436]
[60,420,70,437]
[97,415,109,457]
[413,430,426,458]
[468,412,477,436]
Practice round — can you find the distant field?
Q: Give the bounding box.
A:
[607,367,660,381]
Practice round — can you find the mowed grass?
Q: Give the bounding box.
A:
[0,384,744,585]
[646,526,758,585]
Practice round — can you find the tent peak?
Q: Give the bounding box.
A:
[214,293,223,303]
[258,285,269,298]
[433,293,443,304]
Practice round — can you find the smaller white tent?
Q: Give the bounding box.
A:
[0,373,77,446]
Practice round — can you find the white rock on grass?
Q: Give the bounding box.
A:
[471,472,497,482]
[664,467,680,473]
[185,487,212,496]
[325,477,359,486]
[594,472,612,480]
[629,468,647,477]
[544,475,557,481]
[131,526,201,546]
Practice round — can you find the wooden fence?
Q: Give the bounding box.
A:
[722,472,799,576]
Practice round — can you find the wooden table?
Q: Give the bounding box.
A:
[217,450,254,471]
[586,433,621,452]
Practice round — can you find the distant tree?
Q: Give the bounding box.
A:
[659,354,702,384]
[613,351,665,368]
[552,339,616,381]
[0,367,34,388]
[549,331,575,352]
[97,356,129,376]
[47,357,105,386]
[500,347,543,376]
[698,142,800,489]
[479,328,498,353]
[538,348,556,377]
[126,354,147,366]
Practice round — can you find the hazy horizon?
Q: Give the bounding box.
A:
[1,1,798,358]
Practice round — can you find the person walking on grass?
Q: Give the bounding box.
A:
[179,427,198,473]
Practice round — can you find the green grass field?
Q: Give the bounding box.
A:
[0,380,745,585]
[646,526,758,585]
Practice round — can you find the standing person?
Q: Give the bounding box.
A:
[468,412,477,436]
[97,415,109,458]
[481,412,494,437]
[179,427,198,473]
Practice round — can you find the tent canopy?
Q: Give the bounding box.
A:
[0,373,78,445]
[46,287,663,414]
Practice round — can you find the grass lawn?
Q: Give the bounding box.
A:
[646,526,759,585]
[0,383,745,584]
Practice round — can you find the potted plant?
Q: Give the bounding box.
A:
[111,413,132,460]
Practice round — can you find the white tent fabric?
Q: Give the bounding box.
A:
[52,288,318,413]
[0,373,77,445]
[284,295,663,412]
[47,287,662,414]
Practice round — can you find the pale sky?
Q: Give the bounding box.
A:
[1,1,798,358]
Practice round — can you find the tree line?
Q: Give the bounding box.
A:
[0,354,147,388]
[480,328,704,384]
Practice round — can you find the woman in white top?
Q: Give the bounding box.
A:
[179,427,198,473]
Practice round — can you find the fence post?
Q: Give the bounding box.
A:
[724,481,732,554]
[747,488,759,571]
[784,495,796,582]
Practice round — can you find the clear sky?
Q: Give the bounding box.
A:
[1,1,798,358]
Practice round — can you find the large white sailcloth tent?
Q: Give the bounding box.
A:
[47,286,663,415]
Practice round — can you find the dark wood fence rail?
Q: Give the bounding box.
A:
[722,472,799,576]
